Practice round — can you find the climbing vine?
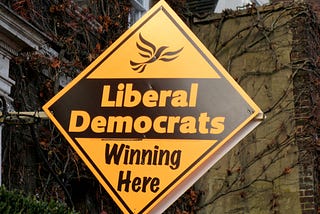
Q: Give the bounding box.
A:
[2,0,320,213]
[1,0,199,213]
[189,2,320,213]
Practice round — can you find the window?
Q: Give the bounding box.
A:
[214,0,270,12]
[129,0,150,26]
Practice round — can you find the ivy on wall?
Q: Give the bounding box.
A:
[5,0,320,213]
[1,0,203,213]
[189,2,320,213]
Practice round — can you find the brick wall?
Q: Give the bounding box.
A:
[306,0,320,16]
[272,0,320,18]
[290,1,320,213]
[269,2,320,213]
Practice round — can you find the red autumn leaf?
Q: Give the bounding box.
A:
[51,58,61,68]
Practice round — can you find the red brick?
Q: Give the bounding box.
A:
[300,197,314,203]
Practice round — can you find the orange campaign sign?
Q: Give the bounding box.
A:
[42,0,263,213]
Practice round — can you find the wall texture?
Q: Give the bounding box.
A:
[189,2,320,213]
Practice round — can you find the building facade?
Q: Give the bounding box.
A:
[1,0,320,213]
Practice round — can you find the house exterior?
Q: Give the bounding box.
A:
[0,3,58,186]
[188,1,320,213]
[130,0,150,25]
[185,0,270,14]
[215,0,270,12]
[1,0,320,213]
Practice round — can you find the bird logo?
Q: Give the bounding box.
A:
[130,33,184,73]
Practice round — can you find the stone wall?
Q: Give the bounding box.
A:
[189,2,319,213]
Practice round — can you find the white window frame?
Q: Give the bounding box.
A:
[129,0,150,26]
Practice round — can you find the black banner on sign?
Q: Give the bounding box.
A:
[50,78,254,141]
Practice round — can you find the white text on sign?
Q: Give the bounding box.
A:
[68,83,226,135]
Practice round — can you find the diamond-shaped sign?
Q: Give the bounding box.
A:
[42,1,263,213]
